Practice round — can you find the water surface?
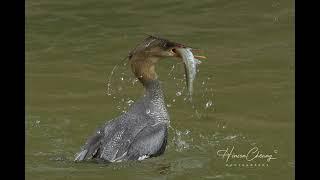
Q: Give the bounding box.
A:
[26,0,294,179]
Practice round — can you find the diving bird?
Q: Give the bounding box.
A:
[74,35,205,162]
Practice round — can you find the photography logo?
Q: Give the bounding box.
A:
[216,146,278,167]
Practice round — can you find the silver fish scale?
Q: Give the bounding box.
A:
[176,48,200,98]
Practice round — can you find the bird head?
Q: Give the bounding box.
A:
[128,35,205,83]
[128,35,186,62]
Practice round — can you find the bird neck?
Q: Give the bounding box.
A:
[130,56,159,85]
[143,79,169,124]
[143,79,163,97]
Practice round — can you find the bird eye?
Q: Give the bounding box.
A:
[171,48,177,54]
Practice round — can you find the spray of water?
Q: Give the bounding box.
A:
[103,54,232,153]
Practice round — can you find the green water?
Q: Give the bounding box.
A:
[26,0,294,179]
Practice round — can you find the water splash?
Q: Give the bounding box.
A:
[127,100,134,106]
[168,124,248,153]
[106,65,119,96]
[171,128,192,152]
[176,91,182,96]
[168,64,175,77]
[105,49,215,123]
[205,100,213,109]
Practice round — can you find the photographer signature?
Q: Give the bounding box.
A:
[217,146,277,163]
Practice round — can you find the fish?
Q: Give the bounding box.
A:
[176,48,202,100]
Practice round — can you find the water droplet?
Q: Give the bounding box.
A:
[120,77,124,81]
[167,104,172,107]
[106,83,112,96]
[168,65,175,76]
[106,65,119,96]
[117,106,121,110]
[146,109,151,114]
[176,91,182,96]
[205,100,213,109]
[172,99,176,103]
[127,100,134,106]
[132,78,139,86]
[199,134,205,139]
[195,110,201,119]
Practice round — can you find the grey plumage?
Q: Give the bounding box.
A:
[74,80,169,162]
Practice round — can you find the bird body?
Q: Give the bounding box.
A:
[75,35,205,162]
[75,79,169,162]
